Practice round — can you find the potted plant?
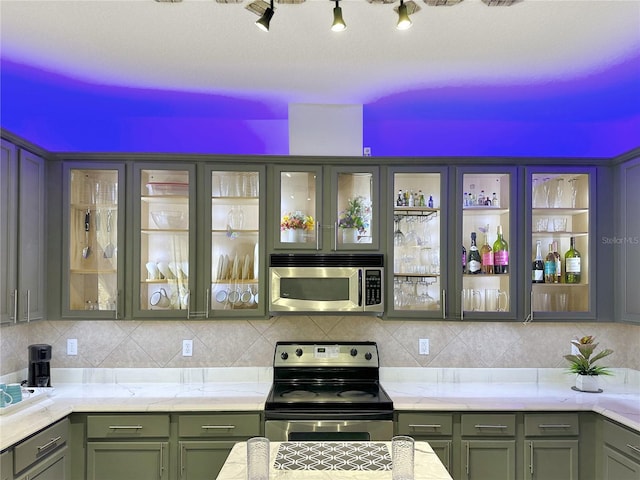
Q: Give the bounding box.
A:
[563,335,614,392]
[338,196,371,243]
[280,211,314,242]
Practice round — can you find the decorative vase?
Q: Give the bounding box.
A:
[286,228,304,243]
[342,227,358,244]
[575,374,600,392]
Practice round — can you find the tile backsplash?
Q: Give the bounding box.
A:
[1,317,639,376]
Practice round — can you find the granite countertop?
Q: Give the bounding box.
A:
[216,441,452,480]
[1,367,638,452]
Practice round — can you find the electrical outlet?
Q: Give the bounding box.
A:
[67,338,78,356]
[363,146,372,156]
[419,338,429,355]
[182,339,193,357]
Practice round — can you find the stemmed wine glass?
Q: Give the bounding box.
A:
[568,177,578,208]
[553,178,564,208]
[393,217,405,247]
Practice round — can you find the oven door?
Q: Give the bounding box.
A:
[269,267,361,313]
[265,419,393,442]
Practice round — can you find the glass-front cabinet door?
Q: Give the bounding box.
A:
[458,167,518,320]
[63,164,124,318]
[274,165,378,251]
[207,166,264,316]
[134,165,195,318]
[388,167,447,318]
[528,168,593,320]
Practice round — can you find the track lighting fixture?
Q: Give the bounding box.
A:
[397,0,412,30]
[331,0,346,32]
[255,0,274,32]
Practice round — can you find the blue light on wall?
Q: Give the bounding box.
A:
[2,56,639,157]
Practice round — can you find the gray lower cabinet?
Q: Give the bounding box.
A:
[13,418,69,480]
[85,414,170,480]
[602,419,640,480]
[395,412,452,473]
[524,413,579,480]
[1,450,13,480]
[461,414,516,480]
[177,413,262,480]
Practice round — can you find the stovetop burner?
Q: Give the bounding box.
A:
[265,342,393,420]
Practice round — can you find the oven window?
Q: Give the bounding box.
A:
[289,432,370,442]
[280,278,349,301]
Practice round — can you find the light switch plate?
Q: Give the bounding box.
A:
[419,338,429,355]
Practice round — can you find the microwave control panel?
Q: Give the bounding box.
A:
[364,268,383,307]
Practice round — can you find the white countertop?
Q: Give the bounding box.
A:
[1,367,638,452]
[216,441,452,480]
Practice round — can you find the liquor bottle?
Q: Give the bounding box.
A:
[492,225,509,274]
[408,190,415,207]
[396,190,403,207]
[418,190,425,207]
[463,192,469,207]
[462,245,467,273]
[428,195,434,208]
[552,240,562,284]
[565,236,581,283]
[480,232,494,274]
[532,240,544,283]
[468,232,481,274]
[544,243,557,283]
[478,190,486,205]
[492,192,499,207]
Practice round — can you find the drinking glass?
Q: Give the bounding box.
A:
[568,177,578,208]
[247,437,270,480]
[393,218,405,247]
[553,178,565,208]
[392,435,414,480]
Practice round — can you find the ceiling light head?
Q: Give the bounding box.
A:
[255,0,275,31]
[397,0,412,30]
[331,1,346,32]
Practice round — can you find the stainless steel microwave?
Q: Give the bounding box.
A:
[269,254,384,314]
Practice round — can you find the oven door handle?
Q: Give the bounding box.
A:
[265,411,393,421]
[358,269,363,307]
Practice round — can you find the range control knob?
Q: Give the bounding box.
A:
[350,348,358,357]
[365,352,373,361]
[280,352,289,360]
[295,348,303,357]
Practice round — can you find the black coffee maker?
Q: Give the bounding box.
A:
[28,344,52,387]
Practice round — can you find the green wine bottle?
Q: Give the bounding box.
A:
[492,225,509,274]
[564,236,581,284]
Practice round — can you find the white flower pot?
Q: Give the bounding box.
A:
[342,228,358,244]
[575,374,600,392]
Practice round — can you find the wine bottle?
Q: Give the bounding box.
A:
[493,225,509,274]
[480,232,494,274]
[552,240,562,284]
[544,243,557,283]
[532,240,544,283]
[468,232,481,274]
[565,236,581,284]
[396,190,403,207]
[462,245,467,273]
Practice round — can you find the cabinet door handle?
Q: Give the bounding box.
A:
[180,442,185,477]
[108,425,143,429]
[409,424,442,429]
[538,424,572,429]
[12,289,17,323]
[159,442,164,478]
[441,290,446,319]
[26,289,31,322]
[201,425,236,430]
[460,291,464,321]
[627,444,640,455]
[37,436,62,453]
[474,424,508,429]
[465,441,469,476]
[529,441,534,475]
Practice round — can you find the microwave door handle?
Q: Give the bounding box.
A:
[358,269,363,307]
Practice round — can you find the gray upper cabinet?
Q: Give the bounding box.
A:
[272,164,380,252]
[525,167,598,321]
[0,139,46,324]
[615,155,640,324]
[61,163,125,319]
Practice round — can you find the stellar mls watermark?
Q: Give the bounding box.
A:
[601,236,640,245]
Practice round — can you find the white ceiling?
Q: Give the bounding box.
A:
[1,0,639,106]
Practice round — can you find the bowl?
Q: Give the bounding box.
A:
[150,211,188,230]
